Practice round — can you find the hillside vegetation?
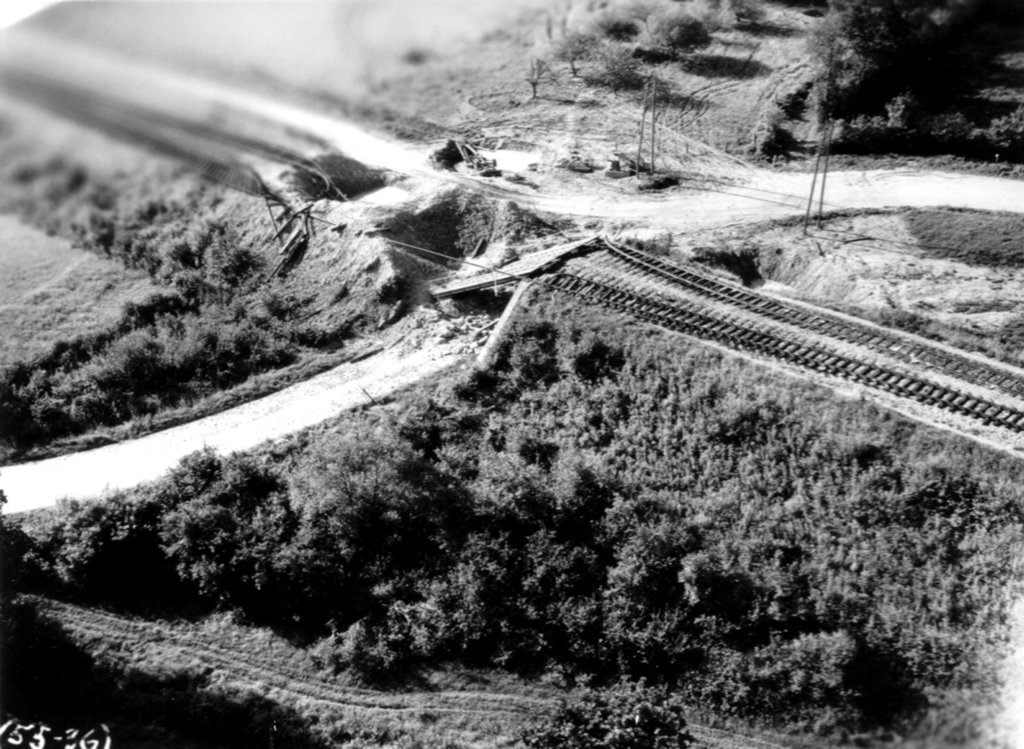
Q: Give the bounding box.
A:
[0,111,551,462]
[809,0,1024,162]
[0,216,156,367]
[0,148,315,456]
[9,289,1024,744]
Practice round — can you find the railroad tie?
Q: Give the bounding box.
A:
[995,407,1019,425]
[880,372,904,390]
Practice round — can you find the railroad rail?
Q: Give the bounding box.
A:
[543,272,1024,432]
[600,240,1024,400]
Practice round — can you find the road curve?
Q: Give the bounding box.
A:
[4,31,1024,516]
[4,28,1024,231]
[0,343,468,514]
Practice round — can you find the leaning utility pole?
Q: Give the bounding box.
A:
[816,120,835,228]
[636,75,661,178]
[637,84,648,178]
[804,46,835,234]
[803,138,824,234]
[650,77,657,175]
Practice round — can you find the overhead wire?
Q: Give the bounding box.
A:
[8,64,996,266]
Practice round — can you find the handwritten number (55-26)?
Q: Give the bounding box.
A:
[0,722,111,749]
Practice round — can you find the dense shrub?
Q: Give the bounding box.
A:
[280,430,473,637]
[13,295,1024,735]
[555,30,601,76]
[522,682,695,749]
[159,449,293,616]
[586,44,646,91]
[985,104,1024,161]
[809,1,918,122]
[807,0,990,128]
[44,490,185,605]
[593,10,642,41]
[645,11,712,58]
[0,306,296,449]
[0,157,315,453]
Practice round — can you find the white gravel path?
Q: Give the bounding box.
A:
[0,344,468,514]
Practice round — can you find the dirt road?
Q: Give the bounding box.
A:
[0,342,469,514]
[5,28,1024,231]
[5,31,1024,517]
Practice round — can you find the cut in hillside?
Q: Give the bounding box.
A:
[0,103,559,462]
[671,208,1024,371]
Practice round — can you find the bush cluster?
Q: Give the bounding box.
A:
[523,682,695,749]
[0,157,314,451]
[553,3,715,93]
[835,102,1024,162]
[807,0,1024,162]
[14,300,1024,738]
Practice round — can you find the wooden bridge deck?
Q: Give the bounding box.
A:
[430,235,601,298]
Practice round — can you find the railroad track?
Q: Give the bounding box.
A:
[543,272,1024,433]
[600,241,1024,401]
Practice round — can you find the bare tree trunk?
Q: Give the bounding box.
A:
[637,82,648,178]
[817,121,835,228]
[650,79,657,174]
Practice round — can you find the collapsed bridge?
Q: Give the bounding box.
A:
[432,236,1024,436]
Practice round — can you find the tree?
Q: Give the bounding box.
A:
[159,450,292,616]
[527,58,557,99]
[523,682,696,749]
[986,105,1024,161]
[647,11,711,58]
[807,0,959,123]
[284,431,472,630]
[586,44,645,92]
[554,30,600,76]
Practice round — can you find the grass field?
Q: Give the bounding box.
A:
[0,215,155,367]
[905,208,1024,268]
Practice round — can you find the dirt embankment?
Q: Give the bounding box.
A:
[0,88,561,475]
[700,212,1024,333]
[679,209,1024,375]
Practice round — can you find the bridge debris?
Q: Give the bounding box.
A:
[429,235,602,299]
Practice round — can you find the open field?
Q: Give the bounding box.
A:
[0,215,154,366]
